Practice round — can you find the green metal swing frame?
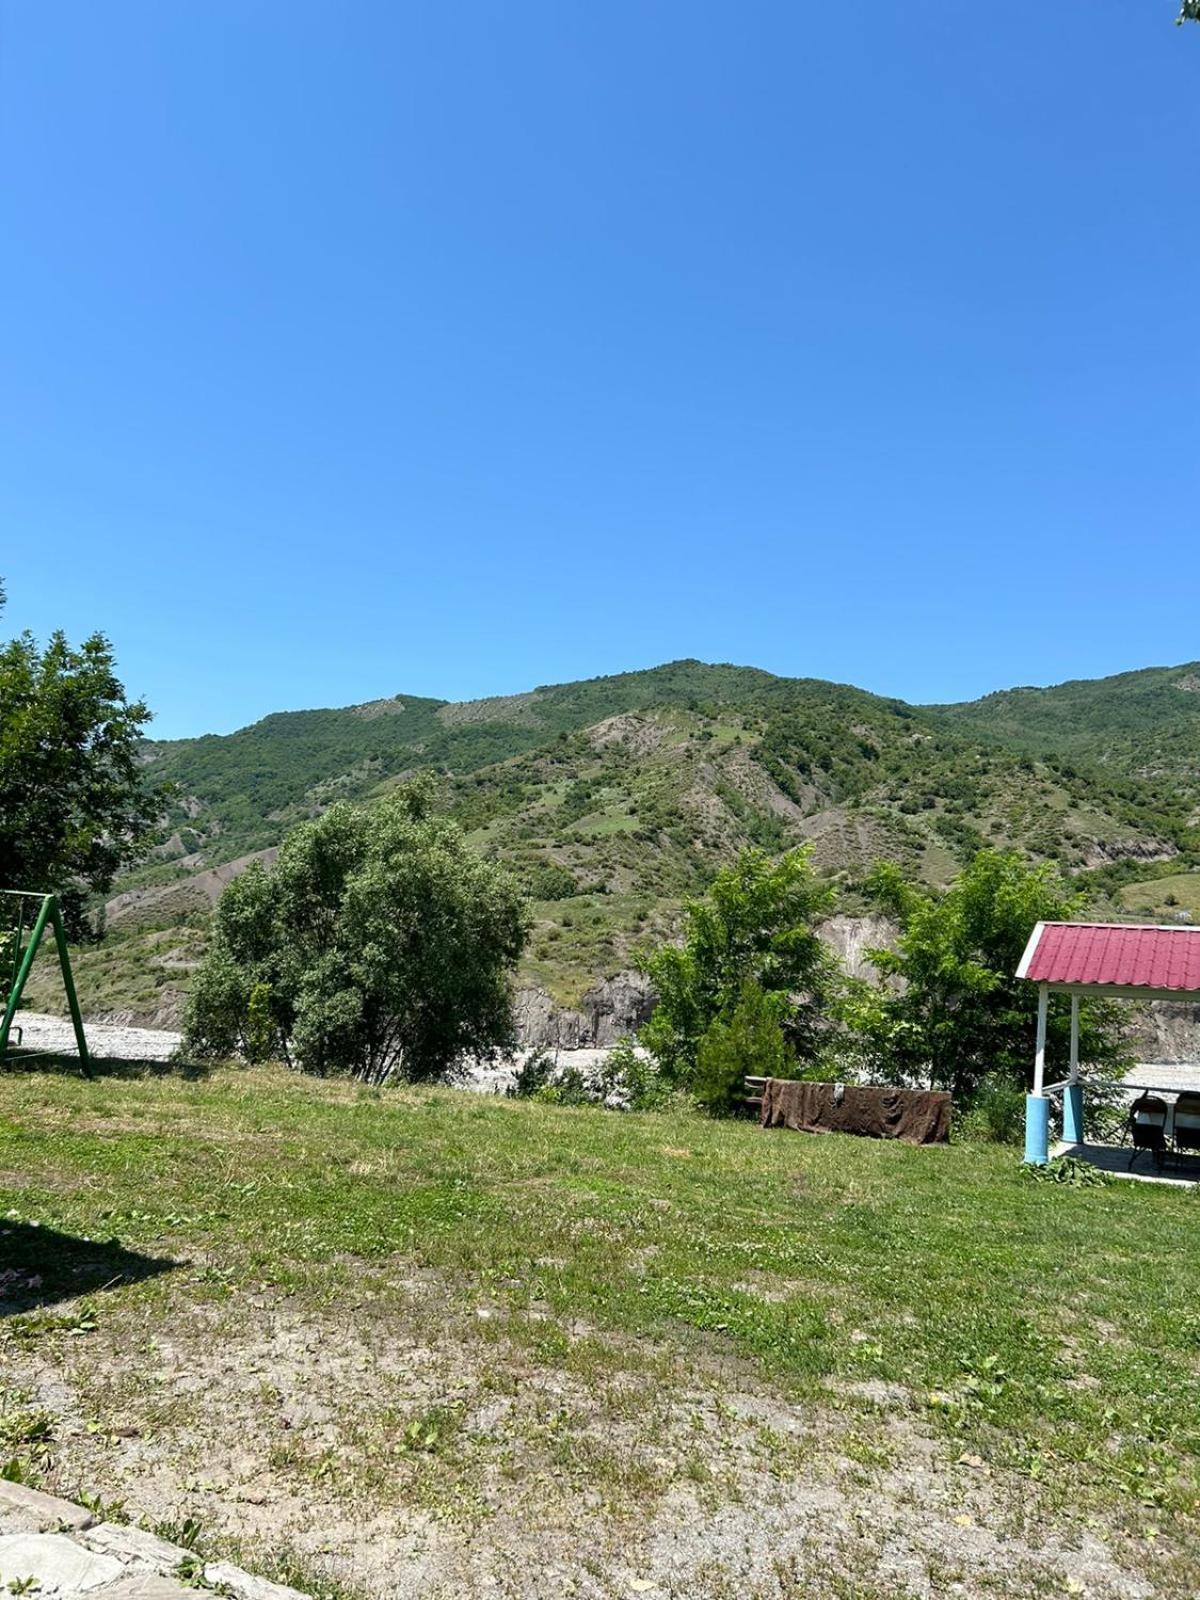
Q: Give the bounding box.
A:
[0,890,91,1076]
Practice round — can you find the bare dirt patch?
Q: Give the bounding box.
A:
[2,1271,1166,1600]
[586,714,672,758]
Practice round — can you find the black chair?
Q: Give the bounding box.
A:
[1129,1093,1169,1171]
[1172,1093,1200,1161]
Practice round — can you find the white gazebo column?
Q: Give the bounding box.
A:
[1025,983,1050,1164]
[1063,993,1084,1145]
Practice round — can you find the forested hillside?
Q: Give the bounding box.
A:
[934,660,1200,839]
[29,659,1200,1026]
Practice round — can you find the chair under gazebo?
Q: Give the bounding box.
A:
[1016,919,1200,1177]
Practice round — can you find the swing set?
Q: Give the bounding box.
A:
[0,890,91,1076]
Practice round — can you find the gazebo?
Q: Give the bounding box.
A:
[1016,920,1200,1165]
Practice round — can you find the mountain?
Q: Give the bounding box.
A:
[27,659,1200,1029]
[932,660,1200,839]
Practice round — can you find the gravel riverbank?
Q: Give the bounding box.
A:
[6,1012,620,1092]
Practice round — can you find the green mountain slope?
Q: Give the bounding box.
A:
[933,660,1200,837]
[41,657,1191,1027]
[134,659,1188,893]
[934,660,1200,752]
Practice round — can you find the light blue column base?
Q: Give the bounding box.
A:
[1024,1093,1050,1165]
[1062,1083,1084,1146]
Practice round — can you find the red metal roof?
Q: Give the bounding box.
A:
[1019,921,1200,993]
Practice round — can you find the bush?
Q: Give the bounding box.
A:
[526,861,578,901]
[603,1037,672,1111]
[958,1076,1026,1144]
[507,1046,558,1099]
[506,1037,670,1111]
[693,982,792,1117]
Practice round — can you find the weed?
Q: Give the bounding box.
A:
[159,1516,205,1552]
[1024,1155,1111,1188]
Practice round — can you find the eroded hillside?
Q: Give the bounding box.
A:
[26,659,1200,1027]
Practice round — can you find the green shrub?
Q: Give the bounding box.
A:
[958,1076,1026,1144]
[507,1038,669,1111]
[526,861,578,901]
[507,1046,558,1099]
[532,1065,594,1106]
[603,1037,672,1111]
[693,982,793,1117]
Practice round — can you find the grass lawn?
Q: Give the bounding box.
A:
[1119,872,1200,920]
[1,1063,1198,1598]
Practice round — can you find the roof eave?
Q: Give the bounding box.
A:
[1042,981,1200,1003]
[1015,920,1046,981]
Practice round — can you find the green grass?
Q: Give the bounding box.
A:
[516,890,668,1004]
[570,806,640,837]
[1,1066,1198,1544]
[2,1062,1200,1587]
[1119,870,1200,919]
[19,921,206,1024]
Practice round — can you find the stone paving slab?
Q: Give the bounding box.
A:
[0,1532,125,1594]
[80,1524,193,1572]
[100,1580,196,1600]
[0,1486,311,1600]
[203,1561,310,1600]
[0,1481,96,1533]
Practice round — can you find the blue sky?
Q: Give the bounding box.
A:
[2,2,1197,738]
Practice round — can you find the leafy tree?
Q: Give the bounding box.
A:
[184,782,529,1081]
[0,582,161,933]
[842,850,1130,1102]
[525,860,577,901]
[638,845,837,1084]
[1181,1,1199,22]
[693,981,791,1116]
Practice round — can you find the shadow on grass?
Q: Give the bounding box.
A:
[0,1219,178,1316]
[2,1050,213,1082]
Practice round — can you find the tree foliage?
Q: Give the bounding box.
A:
[693,981,792,1116]
[842,850,1130,1101]
[184,782,529,1081]
[0,582,161,933]
[638,845,837,1084]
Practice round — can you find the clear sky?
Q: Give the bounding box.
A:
[2,2,1197,738]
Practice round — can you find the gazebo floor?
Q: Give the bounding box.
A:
[1054,1140,1200,1188]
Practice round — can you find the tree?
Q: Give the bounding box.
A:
[842,850,1130,1102]
[1180,2,1199,23]
[638,845,837,1085]
[0,582,161,933]
[693,981,791,1116]
[184,782,530,1081]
